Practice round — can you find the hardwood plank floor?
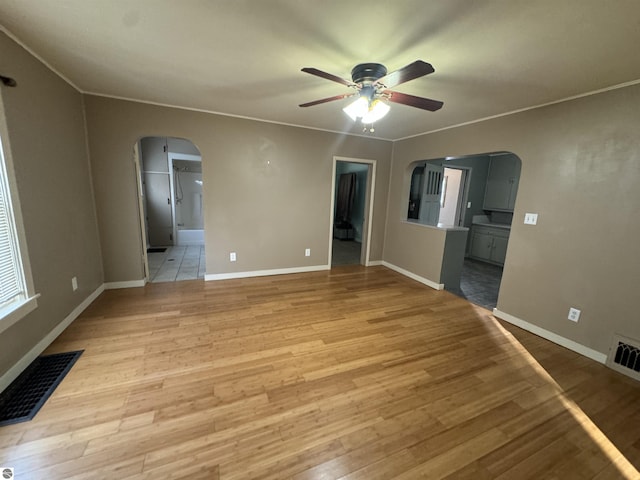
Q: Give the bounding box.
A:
[1,265,639,479]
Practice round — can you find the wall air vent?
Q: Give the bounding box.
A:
[606,334,640,382]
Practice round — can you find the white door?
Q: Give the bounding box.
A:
[419,163,444,226]
[439,167,464,226]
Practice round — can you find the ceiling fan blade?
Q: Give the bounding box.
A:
[384,90,443,111]
[301,67,356,87]
[375,60,435,89]
[299,92,357,107]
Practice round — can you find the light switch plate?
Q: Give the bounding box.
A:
[305,248,311,257]
[524,213,538,225]
[230,252,236,262]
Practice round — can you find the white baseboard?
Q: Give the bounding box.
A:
[381,261,444,290]
[205,264,330,281]
[104,279,146,289]
[0,284,105,393]
[492,308,607,364]
[367,260,383,266]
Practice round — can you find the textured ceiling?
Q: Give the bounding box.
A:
[1,0,639,140]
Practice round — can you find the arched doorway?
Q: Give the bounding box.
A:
[406,152,522,309]
[134,136,205,283]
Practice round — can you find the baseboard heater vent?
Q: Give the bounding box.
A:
[606,335,640,382]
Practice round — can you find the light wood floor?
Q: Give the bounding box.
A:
[1,266,639,479]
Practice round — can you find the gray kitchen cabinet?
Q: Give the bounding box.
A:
[491,235,509,265]
[483,155,521,211]
[470,229,493,260]
[469,225,510,266]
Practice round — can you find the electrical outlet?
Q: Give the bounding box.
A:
[305,248,311,257]
[524,213,538,225]
[568,307,581,322]
[230,252,236,262]
[467,202,472,208]
[71,276,78,291]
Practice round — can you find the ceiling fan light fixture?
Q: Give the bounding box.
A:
[343,96,390,124]
[362,99,390,124]
[342,96,369,121]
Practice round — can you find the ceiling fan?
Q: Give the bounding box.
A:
[299,60,443,129]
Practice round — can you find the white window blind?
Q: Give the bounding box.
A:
[0,138,26,309]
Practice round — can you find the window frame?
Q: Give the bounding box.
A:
[0,94,39,335]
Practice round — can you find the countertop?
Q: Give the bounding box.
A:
[405,219,469,231]
[471,214,512,231]
[472,221,511,230]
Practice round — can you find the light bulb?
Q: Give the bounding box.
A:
[361,99,390,124]
[342,97,369,121]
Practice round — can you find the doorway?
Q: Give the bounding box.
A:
[134,136,205,283]
[406,153,521,310]
[329,157,376,267]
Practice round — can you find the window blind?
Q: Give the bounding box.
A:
[0,147,25,308]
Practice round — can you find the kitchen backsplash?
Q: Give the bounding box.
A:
[490,211,513,225]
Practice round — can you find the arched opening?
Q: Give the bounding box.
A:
[405,152,522,309]
[134,136,204,283]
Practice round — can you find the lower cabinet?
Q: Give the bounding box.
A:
[469,226,510,266]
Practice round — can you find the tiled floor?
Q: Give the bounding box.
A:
[147,245,206,282]
[446,257,503,310]
[331,240,361,266]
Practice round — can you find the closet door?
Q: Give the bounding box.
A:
[144,172,174,246]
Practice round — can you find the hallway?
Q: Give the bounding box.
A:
[147,245,205,282]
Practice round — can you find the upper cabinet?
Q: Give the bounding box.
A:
[483,154,521,211]
[140,137,169,172]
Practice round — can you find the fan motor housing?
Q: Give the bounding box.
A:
[351,63,387,84]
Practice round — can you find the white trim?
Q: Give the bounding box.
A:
[205,264,329,281]
[395,78,640,142]
[330,156,377,267]
[0,92,40,335]
[4,21,638,144]
[169,152,201,162]
[381,261,444,290]
[0,25,82,92]
[104,279,146,289]
[85,92,392,141]
[0,284,104,393]
[132,142,149,282]
[367,260,383,266]
[0,294,39,335]
[492,308,607,364]
[168,151,202,246]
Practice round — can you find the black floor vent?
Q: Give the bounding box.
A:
[0,350,83,426]
[607,335,640,382]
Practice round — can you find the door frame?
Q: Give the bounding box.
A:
[441,165,471,227]
[328,156,377,267]
[167,152,202,246]
[132,141,149,283]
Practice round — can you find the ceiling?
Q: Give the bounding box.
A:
[1,0,639,141]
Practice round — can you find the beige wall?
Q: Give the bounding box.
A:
[385,83,640,355]
[0,33,103,377]
[3,21,635,381]
[83,96,392,282]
